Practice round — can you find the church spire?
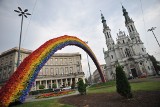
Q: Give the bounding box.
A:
[100,10,108,29]
[122,5,133,25]
[122,5,142,43]
[100,11,114,50]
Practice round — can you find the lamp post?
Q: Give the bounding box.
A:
[85,41,92,85]
[148,27,160,48]
[14,7,31,67]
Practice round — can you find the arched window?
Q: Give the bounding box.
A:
[123,40,125,43]
[128,26,131,32]
[107,32,109,38]
[131,25,134,31]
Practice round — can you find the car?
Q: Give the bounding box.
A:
[53,88,62,92]
[62,86,71,90]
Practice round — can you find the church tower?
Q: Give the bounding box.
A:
[122,6,141,43]
[122,5,147,56]
[101,13,115,50]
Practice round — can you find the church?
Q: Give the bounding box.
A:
[102,6,156,80]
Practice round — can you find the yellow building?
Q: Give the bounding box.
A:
[0,47,85,90]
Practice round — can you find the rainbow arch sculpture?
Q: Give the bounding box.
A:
[0,35,105,107]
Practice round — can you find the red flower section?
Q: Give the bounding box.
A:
[35,90,74,99]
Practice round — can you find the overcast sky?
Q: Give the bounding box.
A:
[0,0,160,77]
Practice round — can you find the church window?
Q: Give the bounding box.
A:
[107,32,109,38]
[111,55,113,59]
[125,48,131,57]
[142,48,144,52]
[140,62,142,65]
[131,25,134,31]
[109,32,111,37]
[128,27,131,32]
[123,40,125,43]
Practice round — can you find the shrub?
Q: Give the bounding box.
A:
[116,65,133,99]
[77,79,86,95]
[52,83,57,89]
[71,82,75,89]
[39,84,45,89]
[29,89,53,95]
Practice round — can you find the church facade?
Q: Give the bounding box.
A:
[102,6,156,80]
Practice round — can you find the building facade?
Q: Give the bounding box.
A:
[93,64,108,83]
[0,47,85,90]
[102,6,156,80]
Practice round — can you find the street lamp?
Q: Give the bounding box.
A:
[14,7,31,67]
[85,41,92,85]
[148,27,160,48]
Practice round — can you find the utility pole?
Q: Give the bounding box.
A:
[148,27,160,48]
[14,7,31,67]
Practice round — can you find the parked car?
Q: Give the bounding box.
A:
[62,86,71,90]
[53,88,62,92]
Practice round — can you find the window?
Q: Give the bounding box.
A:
[107,32,109,38]
[142,48,144,52]
[128,27,131,32]
[61,67,64,75]
[131,25,134,31]
[55,68,59,75]
[60,58,63,65]
[64,58,67,65]
[148,66,150,70]
[55,58,58,65]
[8,67,11,78]
[111,55,113,59]
[10,61,12,65]
[50,58,53,65]
[69,58,72,64]
[140,62,142,65]
[50,68,54,75]
[125,48,131,57]
[45,68,49,75]
[69,58,72,61]
[109,32,111,37]
[70,67,73,73]
[123,40,125,43]
[65,67,68,74]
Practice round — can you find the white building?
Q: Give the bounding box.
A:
[0,47,85,90]
[102,6,156,79]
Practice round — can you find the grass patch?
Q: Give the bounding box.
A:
[88,81,160,93]
[131,81,160,91]
[12,79,160,107]
[11,99,74,107]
